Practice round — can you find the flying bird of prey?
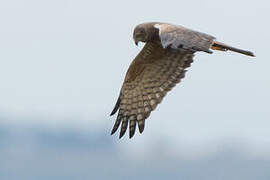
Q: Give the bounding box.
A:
[110,22,254,139]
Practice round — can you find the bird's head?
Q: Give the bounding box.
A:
[133,25,148,46]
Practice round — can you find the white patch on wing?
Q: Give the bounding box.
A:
[154,24,162,35]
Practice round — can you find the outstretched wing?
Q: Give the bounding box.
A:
[110,42,194,138]
[154,23,215,53]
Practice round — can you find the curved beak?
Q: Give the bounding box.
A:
[134,39,139,46]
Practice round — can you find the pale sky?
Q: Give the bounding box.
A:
[0,0,269,156]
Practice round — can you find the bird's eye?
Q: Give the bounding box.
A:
[140,29,145,34]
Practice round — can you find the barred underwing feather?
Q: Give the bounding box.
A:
[138,119,145,133]
[119,117,128,138]
[129,116,136,138]
[111,42,194,138]
[111,113,122,135]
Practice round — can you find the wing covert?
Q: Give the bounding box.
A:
[154,23,216,53]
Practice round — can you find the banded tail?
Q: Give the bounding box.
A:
[211,41,255,57]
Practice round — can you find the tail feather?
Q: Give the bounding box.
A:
[211,41,255,57]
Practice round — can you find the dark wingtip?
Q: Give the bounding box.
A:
[110,128,117,135]
[119,120,128,139]
[247,51,255,57]
[110,111,115,116]
[212,41,255,57]
[119,128,127,139]
[138,126,145,134]
[138,120,145,134]
[111,115,122,135]
[129,122,136,139]
[119,131,125,139]
[129,134,135,139]
[110,96,121,116]
[237,50,255,57]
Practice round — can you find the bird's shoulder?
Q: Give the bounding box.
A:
[124,42,170,83]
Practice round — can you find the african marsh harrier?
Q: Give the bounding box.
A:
[110,22,254,139]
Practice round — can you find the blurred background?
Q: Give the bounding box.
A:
[0,0,269,179]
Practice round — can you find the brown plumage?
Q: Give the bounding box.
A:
[110,22,255,139]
